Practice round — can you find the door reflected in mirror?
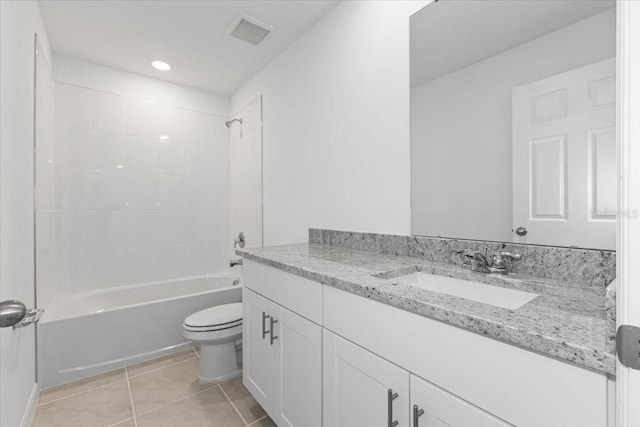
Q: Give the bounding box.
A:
[410,0,616,250]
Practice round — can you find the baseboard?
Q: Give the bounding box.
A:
[20,383,39,427]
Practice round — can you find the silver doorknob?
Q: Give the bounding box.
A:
[0,300,26,328]
[515,227,528,236]
[0,300,43,328]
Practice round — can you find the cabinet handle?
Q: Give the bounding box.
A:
[387,388,399,427]
[269,317,278,345]
[412,404,425,427]
[262,312,270,340]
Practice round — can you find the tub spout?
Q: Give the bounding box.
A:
[229,259,243,268]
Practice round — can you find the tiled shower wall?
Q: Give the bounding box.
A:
[39,82,230,302]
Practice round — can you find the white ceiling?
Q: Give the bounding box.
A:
[39,0,338,96]
[411,0,615,87]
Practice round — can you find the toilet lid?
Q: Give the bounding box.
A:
[184,303,242,328]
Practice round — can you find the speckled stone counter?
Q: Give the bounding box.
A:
[237,243,616,375]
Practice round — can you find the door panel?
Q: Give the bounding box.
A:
[512,58,616,249]
[323,330,409,427]
[242,288,274,413]
[273,305,322,427]
[411,375,513,427]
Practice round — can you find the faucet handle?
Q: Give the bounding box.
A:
[490,251,522,274]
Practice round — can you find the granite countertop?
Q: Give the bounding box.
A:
[238,243,616,375]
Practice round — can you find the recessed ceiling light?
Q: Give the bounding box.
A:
[159,135,169,140]
[152,61,171,71]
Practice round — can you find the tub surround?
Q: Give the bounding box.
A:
[238,233,616,375]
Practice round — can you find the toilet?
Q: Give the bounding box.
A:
[183,303,243,384]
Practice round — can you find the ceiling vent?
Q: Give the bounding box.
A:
[226,14,273,46]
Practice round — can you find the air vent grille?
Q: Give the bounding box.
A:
[228,16,272,46]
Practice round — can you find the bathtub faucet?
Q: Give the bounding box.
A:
[229,259,243,268]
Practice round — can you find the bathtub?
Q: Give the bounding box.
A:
[38,275,241,389]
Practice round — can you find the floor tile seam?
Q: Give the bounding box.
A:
[127,355,199,379]
[217,383,249,425]
[132,384,217,418]
[36,377,127,407]
[247,415,269,426]
[125,367,139,427]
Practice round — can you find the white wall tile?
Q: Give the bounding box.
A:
[186,110,213,146]
[55,83,91,129]
[92,171,128,210]
[185,144,211,177]
[92,249,127,289]
[127,135,157,174]
[92,91,127,133]
[185,177,212,210]
[92,130,127,172]
[156,104,186,142]
[127,98,159,138]
[127,211,158,247]
[55,125,92,170]
[158,175,184,210]
[157,211,187,245]
[157,141,184,175]
[55,169,93,210]
[57,250,93,294]
[91,211,128,250]
[127,173,158,210]
[121,247,158,285]
[36,162,55,210]
[55,211,93,252]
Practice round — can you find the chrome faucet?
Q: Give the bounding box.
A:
[229,259,243,268]
[456,248,522,275]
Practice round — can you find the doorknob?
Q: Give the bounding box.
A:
[515,227,528,236]
[0,300,43,329]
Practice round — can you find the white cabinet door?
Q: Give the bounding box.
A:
[243,288,275,413]
[323,330,409,427]
[512,58,616,249]
[411,375,512,427]
[273,305,322,427]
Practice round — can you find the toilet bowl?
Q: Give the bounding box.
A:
[183,303,242,384]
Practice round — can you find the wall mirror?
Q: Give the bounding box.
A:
[410,0,616,250]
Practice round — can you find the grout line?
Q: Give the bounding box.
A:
[108,417,136,427]
[124,367,139,427]
[246,415,269,426]
[126,354,198,379]
[37,374,126,407]
[134,385,216,418]
[193,347,200,359]
[218,383,248,425]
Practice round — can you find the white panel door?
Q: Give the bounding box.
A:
[242,288,275,413]
[410,375,513,427]
[513,58,616,249]
[273,305,322,427]
[323,330,409,427]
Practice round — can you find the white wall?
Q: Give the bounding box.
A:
[411,8,616,241]
[0,2,52,425]
[42,56,231,300]
[231,1,429,245]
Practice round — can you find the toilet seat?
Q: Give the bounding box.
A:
[184,303,242,332]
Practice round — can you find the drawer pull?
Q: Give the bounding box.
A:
[270,317,279,345]
[261,312,270,340]
[413,404,425,427]
[387,388,399,427]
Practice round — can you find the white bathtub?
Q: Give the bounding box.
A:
[38,275,241,389]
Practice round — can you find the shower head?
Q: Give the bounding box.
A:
[225,118,243,128]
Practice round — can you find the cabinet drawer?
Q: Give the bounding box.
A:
[323,285,608,427]
[243,259,322,324]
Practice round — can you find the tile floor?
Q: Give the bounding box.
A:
[33,348,275,427]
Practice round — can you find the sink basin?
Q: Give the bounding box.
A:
[393,272,539,309]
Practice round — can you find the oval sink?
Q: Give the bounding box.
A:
[394,272,538,309]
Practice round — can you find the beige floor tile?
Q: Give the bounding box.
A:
[39,368,126,405]
[220,378,266,424]
[136,387,245,427]
[249,416,277,427]
[32,380,133,427]
[111,418,136,427]
[127,348,197,377]
[129,357,211,415]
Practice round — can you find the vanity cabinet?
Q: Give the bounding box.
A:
[323,330,410,427]
[323,330,511,427]
[242,259,611,427]
[242,263,323,427]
